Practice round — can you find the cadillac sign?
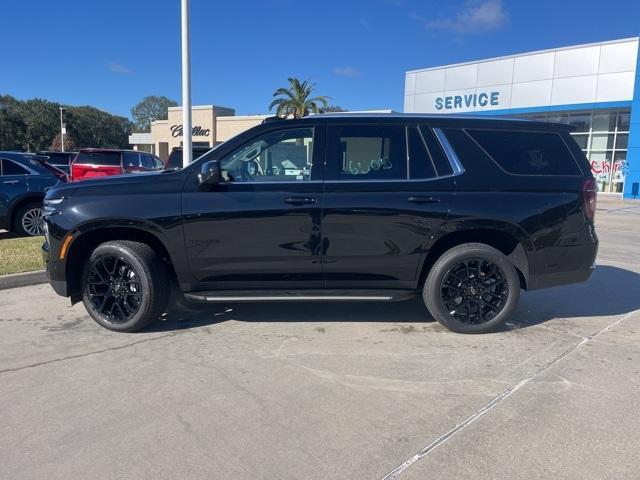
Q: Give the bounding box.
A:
[170,124,211,137]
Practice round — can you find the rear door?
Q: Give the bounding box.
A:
[321,123,455,289]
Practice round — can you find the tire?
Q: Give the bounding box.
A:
[81,241,170,332]
[13,202,44,236]
[423,243,520,334]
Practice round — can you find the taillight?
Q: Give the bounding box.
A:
[582,178,597,221]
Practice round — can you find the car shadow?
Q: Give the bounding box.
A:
[0,230,23,240]
[142,265,640,334]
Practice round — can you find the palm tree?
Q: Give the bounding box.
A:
[269,78,330,118]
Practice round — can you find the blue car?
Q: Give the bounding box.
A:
[0,152,67,236]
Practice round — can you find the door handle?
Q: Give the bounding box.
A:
[284,196,316,205]
[2,180,20,185]
[408,195,440,204]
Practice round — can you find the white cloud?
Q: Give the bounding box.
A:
[108,62,133,74]
[333,66,361,77]
[424,0,508,34]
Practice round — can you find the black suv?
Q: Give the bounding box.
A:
[42,114,598,334]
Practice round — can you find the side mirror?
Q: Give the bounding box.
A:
[198,160,221,190]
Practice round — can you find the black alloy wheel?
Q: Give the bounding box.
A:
[81,241,170,332]
[423,243,520,334]
[440,258,508,325]
[85,255,143,324]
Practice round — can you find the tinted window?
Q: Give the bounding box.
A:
[1,159,29,175]
[76,151,121,166]
[123,152,142,168]
[166,150,183,170]
[419,126,453,176]
[407,127,436,179]
[330,125,405,181]
[152,155,164,169]
[467,129,581,176]
[221,128,314,182]
[141,154,156,169]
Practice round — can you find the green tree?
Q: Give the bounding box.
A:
[15,98,59,151]
[320,105,347,113]
[130,95,178,132]
[0,96,27,150]
[269,78,329,118]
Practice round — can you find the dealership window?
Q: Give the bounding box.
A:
[509,108,630,193]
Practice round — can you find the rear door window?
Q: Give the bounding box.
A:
[76,151,121,166]
[1,159,30,175]
[407,126,436,179]
[466,129,581,176]
[327,125,406,181]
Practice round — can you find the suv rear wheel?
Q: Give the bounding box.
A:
[424,243,520,333]
[81,241,170,332]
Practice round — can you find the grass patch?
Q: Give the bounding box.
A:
[0,236,45,276]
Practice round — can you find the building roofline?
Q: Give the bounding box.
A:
[167,104,235,111]
[406,36,639,74]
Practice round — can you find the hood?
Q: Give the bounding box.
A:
[45,170,187,200]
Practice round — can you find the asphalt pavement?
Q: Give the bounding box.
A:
[1,196,639,479]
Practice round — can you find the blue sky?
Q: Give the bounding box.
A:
[2,0,639,118]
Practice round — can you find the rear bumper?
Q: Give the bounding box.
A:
[527,264,595,290]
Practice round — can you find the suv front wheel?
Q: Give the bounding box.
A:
[424,243,520,333]
[81,241,170,332]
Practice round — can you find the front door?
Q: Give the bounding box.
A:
[182,125,324,290]
[321,123,455,289]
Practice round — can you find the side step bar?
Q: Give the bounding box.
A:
[184,290,416,303]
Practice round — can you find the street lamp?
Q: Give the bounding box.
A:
[181,0,192,167]
[59,107,66,152]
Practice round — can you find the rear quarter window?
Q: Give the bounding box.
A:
[466,129,581,176]
[75,151,121,166]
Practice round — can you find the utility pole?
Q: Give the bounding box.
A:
[181,0,192,167]
[59,107,66,152]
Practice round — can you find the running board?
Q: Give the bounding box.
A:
[184,290,416,303]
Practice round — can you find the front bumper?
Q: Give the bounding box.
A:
[42,238,68,297]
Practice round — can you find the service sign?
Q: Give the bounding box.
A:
[435,91,500,111]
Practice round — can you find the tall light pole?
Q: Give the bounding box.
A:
[59,107,66,152]
[181,0,192,167]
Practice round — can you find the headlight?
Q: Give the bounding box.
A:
[44,197,65,205]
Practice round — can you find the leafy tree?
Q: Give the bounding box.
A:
[50,132,77,151]
[0,97,27,150]
[0,94,132,151]
[320,105,348,113]
[269,78,329,118]
[130,95,178,132]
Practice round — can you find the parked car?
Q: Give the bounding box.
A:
[43,114,598,333]
[69,149,164,181]
[0,152,66,236]
[37,151,77,175]
[165,146,212,170]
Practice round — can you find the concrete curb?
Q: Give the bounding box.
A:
[0,270,47,291]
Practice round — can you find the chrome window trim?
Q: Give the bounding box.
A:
[432,128,465,175]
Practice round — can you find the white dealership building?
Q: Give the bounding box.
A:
[404,37,640,197]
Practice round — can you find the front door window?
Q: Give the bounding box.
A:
[220,128,314,182]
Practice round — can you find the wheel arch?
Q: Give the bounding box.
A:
[8,194,44,230]
[64,225,177,301]
[419,225,531,290]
